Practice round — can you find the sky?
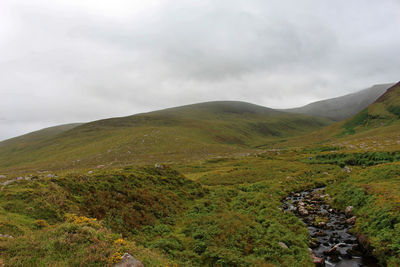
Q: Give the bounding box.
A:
[0,0,399,141]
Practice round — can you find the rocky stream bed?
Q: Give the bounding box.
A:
[283,188,380,266]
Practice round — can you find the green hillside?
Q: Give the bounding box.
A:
[340,82,400,135]
[0,123,83,147]
[281,82,400,152]
[1,93,400,266]
[0,155,337,266]
[284,83,393,121]
[0,101,331,173]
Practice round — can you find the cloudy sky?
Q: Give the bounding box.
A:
[1,0,399,140]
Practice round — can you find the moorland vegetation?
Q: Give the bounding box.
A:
[0,83,399,266]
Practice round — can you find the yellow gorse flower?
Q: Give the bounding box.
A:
[114,238,127,246]
[73,215,97,225]
[108,252,123,264]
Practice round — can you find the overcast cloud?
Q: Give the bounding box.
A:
[0,0,399,140]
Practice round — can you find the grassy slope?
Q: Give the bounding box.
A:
[0,166,203,266]
[330,82,400,152]
[276,82,400,265]
[0,123,83,148]
[281,82,400,152]
[0,155,340,267]
[284,83,393,121]
[321,82,400,265]
[325,163,400,265]
[1,89,400,266]
[2,146,399,266]
[0,101,331,173]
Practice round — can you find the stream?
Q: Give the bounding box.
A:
[282,188,379,266]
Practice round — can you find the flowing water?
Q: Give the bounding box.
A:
[283,188,380,266]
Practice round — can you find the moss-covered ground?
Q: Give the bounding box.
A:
[1,146,399,266]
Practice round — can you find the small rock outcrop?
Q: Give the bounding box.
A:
[0,234,14,239]
[114,253,144,267]
[1,176,32,186]
[342,166,352,173]
[154,163,165,170]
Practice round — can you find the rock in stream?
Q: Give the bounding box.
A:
[283,188,379,266]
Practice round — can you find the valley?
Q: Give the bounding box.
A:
[0,83,399,266]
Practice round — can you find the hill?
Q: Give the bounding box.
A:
[0,123,83,147]
[1,94,400,266]
[340,81,400,135]
[0,101,331,173]
[284,83,394,121]
[281,82,400,152]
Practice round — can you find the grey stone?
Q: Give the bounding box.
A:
[154,163,164,169]
[309,249,325,266]
[0,234,14,239]
[278,242,288,249]
[345,206,353,216]
[114,253,144,267]
[342,166,352,173]
[346,216,357,225]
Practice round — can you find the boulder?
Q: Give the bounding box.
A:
[324,244,339,255]
[309,249,325,266]
[298,206,309,216]
[0,175,6,179]
[345,206,353,216]
[114,253,144,267]
[315,231,327,237]
[310,239,320,249]
[346,216,357,225]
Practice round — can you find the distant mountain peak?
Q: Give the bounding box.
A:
[283,83,395,121]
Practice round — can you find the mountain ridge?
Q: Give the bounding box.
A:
[283,83,394,121]
[0,101,331,172]
[3,82,395,143]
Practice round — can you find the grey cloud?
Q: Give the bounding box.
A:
[1,0,400,140]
